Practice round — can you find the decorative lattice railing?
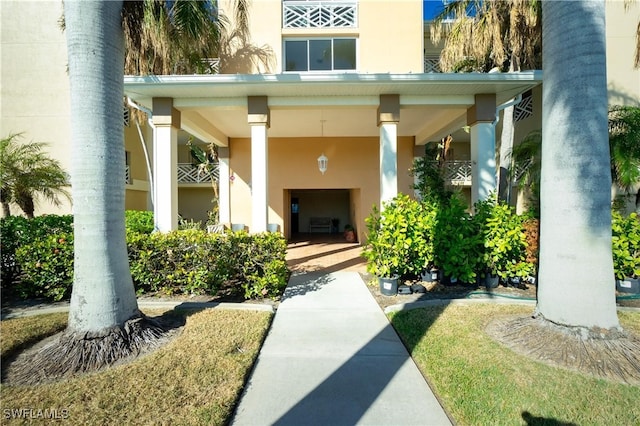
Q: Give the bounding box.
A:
[177,163,214,184]
[443,160,472,186]
[283,1,357,28]
[125,165,132,185]
[424,56,442,73]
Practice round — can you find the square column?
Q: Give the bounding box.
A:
[218,147,230,225]
[152,98,180,232]
[378,94,400,208]
[467,94,497,207]
[248,96,270,233]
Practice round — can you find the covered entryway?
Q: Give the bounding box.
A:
[289,189,350,236]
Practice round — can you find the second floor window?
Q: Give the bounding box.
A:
[284,38,356,72]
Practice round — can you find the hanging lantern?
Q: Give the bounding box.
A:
[317,153,328,175]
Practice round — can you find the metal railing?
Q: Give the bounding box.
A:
[283,0,357,28]
[177,163,214,184]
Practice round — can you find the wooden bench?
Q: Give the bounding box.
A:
[309,217,332,233]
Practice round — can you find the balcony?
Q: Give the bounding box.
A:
[177,163,215,184]
[424,55,442,73]
[283,1,357,29]
[442,160,472,186]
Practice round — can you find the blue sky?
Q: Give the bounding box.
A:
[423,0,446,20]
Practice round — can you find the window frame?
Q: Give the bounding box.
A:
[283,37,358,73]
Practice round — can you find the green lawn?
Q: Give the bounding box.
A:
[1,308,272,425]
[390,304,640,426]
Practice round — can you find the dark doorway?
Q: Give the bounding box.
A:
[289,189,351,239]
[291,197,299,234]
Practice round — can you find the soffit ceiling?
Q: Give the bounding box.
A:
[124,72,542,145]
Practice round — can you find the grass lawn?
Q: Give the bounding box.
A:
[390,304,640,426]
[1,308,272,425]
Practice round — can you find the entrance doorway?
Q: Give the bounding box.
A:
[289,189,351,240]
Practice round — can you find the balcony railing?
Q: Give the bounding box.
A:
[424,56,442,73]
[177,163,214,184]
[125,165,132,185]
[443,160,472,186]
[283,1,357,28]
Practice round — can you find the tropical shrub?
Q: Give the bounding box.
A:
[612,211,640,279]
[0,214,73,288]
[474,198,534,281]
[363,194,434,279]
[15,233,74,301]
[433,195,483,284]
[125,210,154,234]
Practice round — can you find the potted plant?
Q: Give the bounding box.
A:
[474,197,532,289]
[344,224,357,242]
[612,211,640,293]
[433,195,483,285]
[363,195,421,295]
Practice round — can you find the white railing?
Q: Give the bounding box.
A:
[177,163,214,184]
[283,1,357,28]
[202,58,220,74]
[125,165,132,185]
[424,56,442,73]
[443,160,472,186]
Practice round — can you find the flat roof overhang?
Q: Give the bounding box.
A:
[124,71,542,146]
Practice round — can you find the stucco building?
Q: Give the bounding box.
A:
[2,0,638,242]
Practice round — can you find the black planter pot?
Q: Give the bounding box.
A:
[378,276,399,296]
[616,277,640,294]
[483,273,500,289]
[421,268,439,283]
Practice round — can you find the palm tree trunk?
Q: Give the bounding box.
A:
[65,0,140,333]
[536,0,620,330]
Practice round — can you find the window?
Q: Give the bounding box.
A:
[284,38,356,72]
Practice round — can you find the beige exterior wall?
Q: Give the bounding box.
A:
[229,136,414,241]
[358,0,423,73]
[606,1,640,106]
[224,0,424,74]
[1,0,72,216]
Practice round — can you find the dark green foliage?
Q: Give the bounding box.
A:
[432,195,483,283]
[410,142,454,206]
[6,213,289,301]
[125,210,154,234]
[1,214,73,288]
[127,230,289,299]
[15,233,74,301]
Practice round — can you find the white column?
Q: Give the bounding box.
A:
[218,147,230,224]
[380,122,398,207]
[378,94,400,209]
[152,98,179,232]
[251,124,268,233]
[470,122,496,206]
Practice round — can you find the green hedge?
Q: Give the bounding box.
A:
[1,215,73,289]
[3,214,289,301]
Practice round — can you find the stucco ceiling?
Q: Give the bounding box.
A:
[124,72,542,146]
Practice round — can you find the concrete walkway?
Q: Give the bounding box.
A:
[231,271,453,426]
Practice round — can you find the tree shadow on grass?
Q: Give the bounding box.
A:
[0,307,198,385]
[521,410,578,426]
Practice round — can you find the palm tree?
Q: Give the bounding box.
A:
[536,0,620,330]
[10,0,237,383]
[0,133,70,218]
[510,106,640,213]
[431,0,542,201]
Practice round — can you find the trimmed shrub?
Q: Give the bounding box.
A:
[125,210,154,234]
[15,232,74,301]
[1,215,73,288]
